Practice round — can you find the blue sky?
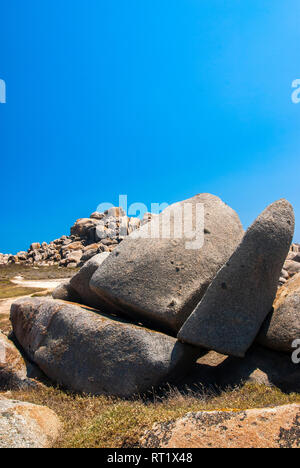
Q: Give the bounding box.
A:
[0,0,299,254]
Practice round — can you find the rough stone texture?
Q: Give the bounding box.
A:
[140,404,300,448]
[69,252,110,308]
[90,194,244,334]
[186,345,300,393]
[0,399,61,448]
[258,273,300,353]
[284,260,300,277]
[52,280,81,303]
[0,332,28,390]
[178,199,294,357]
[10,298,199,397]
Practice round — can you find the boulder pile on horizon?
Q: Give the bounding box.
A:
[3,193,300,397]
[0,207,155,269]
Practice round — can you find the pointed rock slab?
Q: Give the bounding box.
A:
[140,404,300,448]
[10,298,199,398]
[90,194,244,334]
[178,199,295,357]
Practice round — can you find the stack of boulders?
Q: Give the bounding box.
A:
[2,194,300,399]
[0,253,11,265]
[280,243,300,285]
[1,208,154,268]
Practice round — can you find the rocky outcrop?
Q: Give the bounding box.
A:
[279,243,300,285]
[258,273,300,353]
[0,399,61,448]
[140,404,300,448]
[10,298,199,397]
[0,207,148,269]
[3,194,299,401]
[178,200,294,357]
[90,194,244,334]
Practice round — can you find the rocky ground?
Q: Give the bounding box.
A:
[1,195,300,448]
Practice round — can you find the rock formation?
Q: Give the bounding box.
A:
[5,195,300,400]
[90,194,244,334]
[178,200,294,357]
[0,209,154,269]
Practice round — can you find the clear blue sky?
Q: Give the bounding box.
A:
[0,1,299,254]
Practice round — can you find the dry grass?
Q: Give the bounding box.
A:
[0,279,46,299]
[0,313,11,334]
[0,264,77,281]
[3,383,300,448]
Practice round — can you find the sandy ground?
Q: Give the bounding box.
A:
[0,278,68,317]
[0,296,28,316]
[11,278,68,290]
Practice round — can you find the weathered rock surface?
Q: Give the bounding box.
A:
[52,280,81,303]
[178,199,294,357]
[140,404,300,448]
[90,194,244,334]
[258,273,300,353]
[284,260,300,276]
[0,399,61,448]
[10,298,199,397]
[69,252,110,308]
[0,332,29,390]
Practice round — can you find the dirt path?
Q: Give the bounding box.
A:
[10,278,69,290]
[0,296,28,316]
[0,278,68,317]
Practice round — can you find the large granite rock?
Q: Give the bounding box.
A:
[140,404,300,448]
[90,194,244,334]
[178,200,294,357]
[258,273,300,353]
[0,399,61,448]
[10,298,199,397]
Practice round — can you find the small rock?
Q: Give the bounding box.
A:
[284,260,300,277]
[104,207,126,218]
[90,212,104,220]
[0,399,61,448]
[70,218,99,238]
[30,243,41,251]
